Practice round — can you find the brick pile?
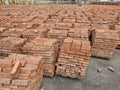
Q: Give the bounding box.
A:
[0,53,9,59]
[0,54,43,90]
[0,5,119,80]
[89,2,120,6]
[47,29,68,47]
[1,28,49,39]
[68,28,89,40]
[0,37,27,54]
[21,28,49,40]
[56,38,91,79]
[117,31,120,48]
[22,37,58,77]
[115,25,120,48]
[0,27,7,35]
[1,28,25,37]
[92,29,119,59]
[47,28,89,47]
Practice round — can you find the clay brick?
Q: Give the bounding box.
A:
[63,19,76,23]
[27,56,42,65]
[0,87,11,90]
[63,37,73,43]
[61,43,71,51]
[11,61,21,79]
[55,23,73,30]
[3,68,12,73]
[18,74,30,79]
[18,86,27,90]
[12,79,29,86]
[0,73,12,79]
[0,78,11,84]
[20,68,35,74]
[0,63,13,68]
[2,84,17,89]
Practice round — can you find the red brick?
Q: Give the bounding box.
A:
[12,79,29,86]
[11,61,21,79]
[27,56,42,65]
[0,73,12,79]
[18,74,30,79]
[0,78,11,84]
[55,23,73,30]
[3,68,12,73]
[63,19,76,23]
[20,68,35,74]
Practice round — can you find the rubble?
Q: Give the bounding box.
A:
[97,68,102,73]
[108,66,115,72]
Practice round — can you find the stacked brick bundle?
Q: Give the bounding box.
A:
[22,37,58,77]
[92,29,119,59]
[0,27,7,35]
[1,28,25,37]
[0,53,9,58]
[56,38,91,79]
[68,28,89,40]
[47,23,73,47]
[117,31,120,48]
[115,25,120,48]
[47,29,68,47]
[0,37,27,54]
[0,54,43,90]
[47,28,90,47]
[21,28,49,40]
[1,28,49,39]
[89,2,120,6]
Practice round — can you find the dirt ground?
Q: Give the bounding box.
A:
[40,49,120,90]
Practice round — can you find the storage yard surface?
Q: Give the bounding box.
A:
[41,49,120,90]
[0,4,120,90]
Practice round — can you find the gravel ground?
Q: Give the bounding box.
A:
[40,49,120,90]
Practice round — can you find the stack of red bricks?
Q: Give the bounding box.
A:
[68,28,90,40]
[47,23,73,47]
[0,37,27,54]
[0,27,7,35]
[92,29,119,59]
[0,54,43,90]
[0,53,9,59]
[89,2,120,6]
[47,29,68,47]
[22,37,58,77]
[21,28,49,40]
[1,28,25,37]
[56,38,91,79]
[1,28,49,39]
[115,25,120,48]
